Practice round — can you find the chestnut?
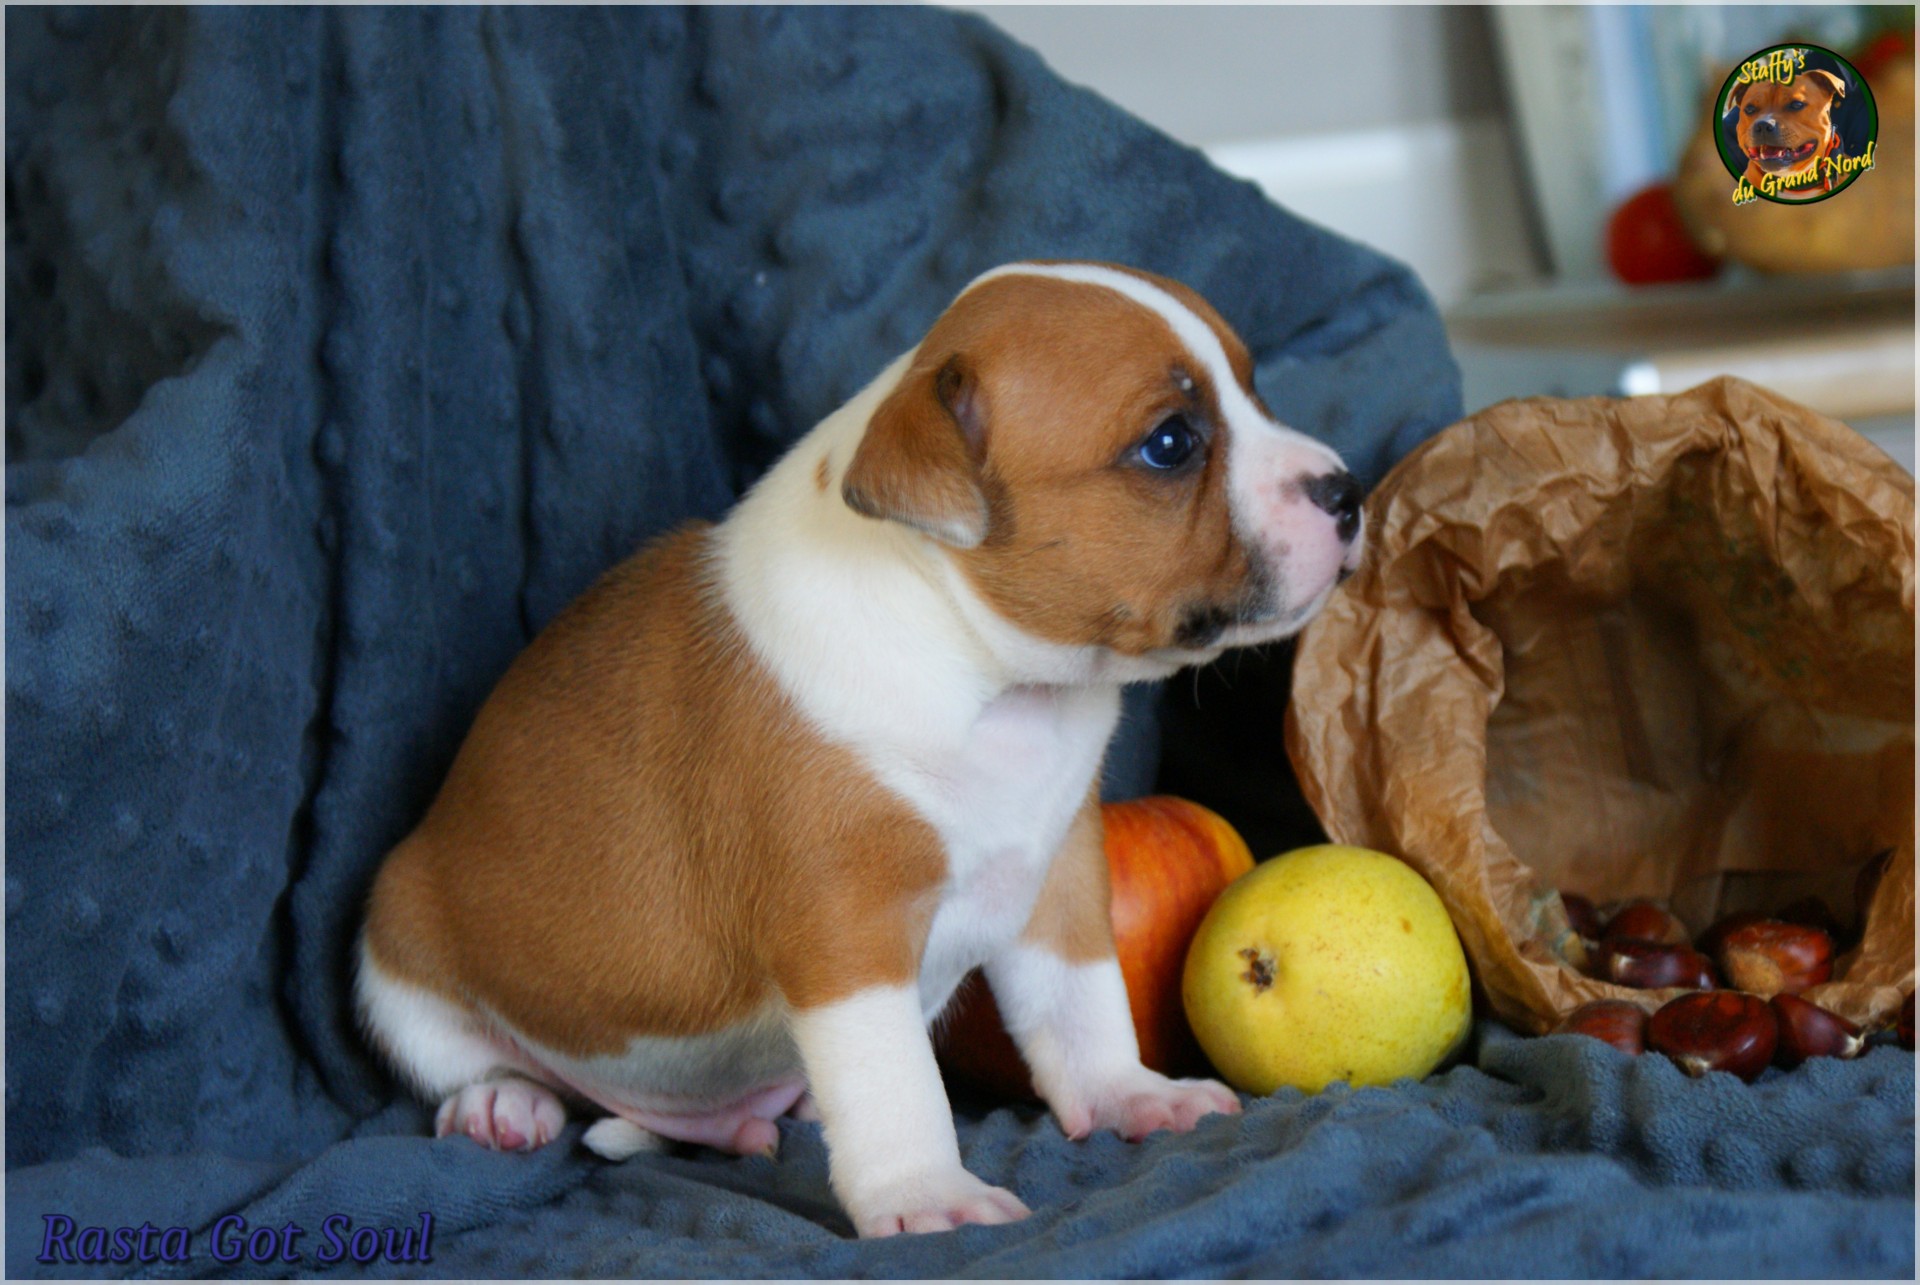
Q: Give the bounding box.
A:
[1900,991,1914,1051]
[1769,994,1866,1068]
[1696,910,1768,959]
[1648,992,1777,1082]
[1603,900,1690,947]
[1560,892,1603,943]
[1774,896,1845,942]
[1551,1000,1648,1055]
[1597,939,1718,991]
[1718,920,1833,999]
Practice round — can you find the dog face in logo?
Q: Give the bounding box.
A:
[1732,69,1846,195]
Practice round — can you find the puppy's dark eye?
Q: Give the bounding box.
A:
[1744,103,1760,115]
[1786,99,1806,110]
[1138,417,1197,471]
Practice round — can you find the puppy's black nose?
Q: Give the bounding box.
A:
[1303,469,1362,543]
[1751,116,1779,139]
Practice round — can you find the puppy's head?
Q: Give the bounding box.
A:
[1733,70,1844,175]
[842,263,1362,677]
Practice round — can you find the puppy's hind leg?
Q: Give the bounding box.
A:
[355,942,570,1152]
[433,1079,569,1151]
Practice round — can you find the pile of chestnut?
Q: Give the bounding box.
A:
[1550,892,1916,1082]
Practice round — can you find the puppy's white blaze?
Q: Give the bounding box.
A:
[968,263,1356,618]
[965,261,1342,469]
[984,947,1142,1092]
[789,986,965,1202]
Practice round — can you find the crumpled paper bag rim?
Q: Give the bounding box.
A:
[1286,377,1914,1034]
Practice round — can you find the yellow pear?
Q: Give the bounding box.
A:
[1182,845,1471,1094]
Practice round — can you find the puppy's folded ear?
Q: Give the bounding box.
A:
[1803,68,1846,100]
[843,355,990,549]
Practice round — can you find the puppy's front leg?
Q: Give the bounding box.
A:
[986,802,1241,1141]
[790,984,1029,1237]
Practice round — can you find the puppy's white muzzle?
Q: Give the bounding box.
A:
[1230,420,1364,627]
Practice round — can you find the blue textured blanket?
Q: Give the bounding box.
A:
[6,6,1910,1278]
[10,1027,1913,1277]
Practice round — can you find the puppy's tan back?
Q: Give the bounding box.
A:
[361,524,948,1058]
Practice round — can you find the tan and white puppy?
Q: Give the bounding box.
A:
[356,261,1365,1238]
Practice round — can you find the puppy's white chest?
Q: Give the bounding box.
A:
[929,684,1102,851]
[948,685,1081,810]
[904,685,1119,1013]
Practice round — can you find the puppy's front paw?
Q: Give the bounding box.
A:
[1052,1069,1240,1142]
[847,1167,1030,1238]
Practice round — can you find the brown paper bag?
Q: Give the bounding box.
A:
[1286,377,1914,1033]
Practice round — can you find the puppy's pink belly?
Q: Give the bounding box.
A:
[609,1077,808,1148]
[536,1055,808,1148]
[489,1002,806,1150]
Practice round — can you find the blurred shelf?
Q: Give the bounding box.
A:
[1446,270,1916,441]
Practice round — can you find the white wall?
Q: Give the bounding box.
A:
[953,5,1912,470]
[956,4,1505,144]
[955,4,1547,307]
